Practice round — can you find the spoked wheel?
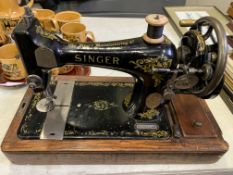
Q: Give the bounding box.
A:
[178,16,228,98]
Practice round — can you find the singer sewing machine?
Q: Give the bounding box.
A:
[1,8,229,159]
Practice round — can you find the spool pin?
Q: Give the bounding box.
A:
[143,14,168,44]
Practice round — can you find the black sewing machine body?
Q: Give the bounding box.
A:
[6,8,227,142]
[13,17,177,137]
[13,17,179,116]
[1,9,230,158]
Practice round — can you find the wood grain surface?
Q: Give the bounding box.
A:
[1,76,228,156]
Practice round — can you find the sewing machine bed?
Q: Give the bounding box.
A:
[1,76,228,154]
[18,79,171,140]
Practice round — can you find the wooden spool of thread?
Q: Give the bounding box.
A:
[143,14,168,44]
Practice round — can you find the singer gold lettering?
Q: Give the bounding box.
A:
[75,55,120,65]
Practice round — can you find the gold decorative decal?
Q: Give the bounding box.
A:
[31,93,42,109]
[64,129,169,138]
[20,93,42,135]
[36,26,58,40]
[140,130,169,137]
[87,100,118,111]
[123,93,132,108]
[75,81,133,87]
[137,109,160,120]
[152,73,164,87]
[62,39,135,49]
[129,57,172,73]
[95,39,135,47]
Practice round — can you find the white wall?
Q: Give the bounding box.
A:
[186,0,232,14]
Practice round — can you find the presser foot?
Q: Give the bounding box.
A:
[36,98,55,112]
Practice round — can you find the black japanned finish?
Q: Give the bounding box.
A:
[13,16,177,116]
[18,81,171,139]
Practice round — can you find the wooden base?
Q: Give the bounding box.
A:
[1,76,228,164]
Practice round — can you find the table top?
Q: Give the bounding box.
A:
[1,17,233,175]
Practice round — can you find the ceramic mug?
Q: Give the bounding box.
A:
[51,11,83,75]
[0,32,9,46]
[0,14,23,34]
[51,65,74,75]
[33,9,59,32]
[61,22,95,42]
[0,0,34,33]
[0,43,27,80]
[54,11,81,29]
[0,0,34,13]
